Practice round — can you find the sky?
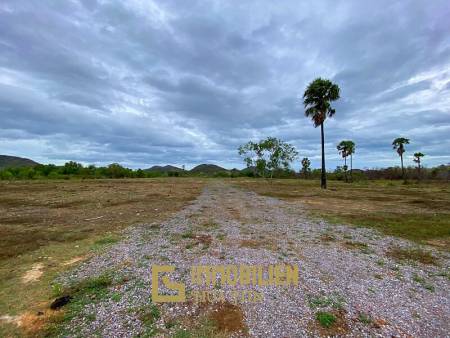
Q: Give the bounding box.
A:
[0,0,449,170]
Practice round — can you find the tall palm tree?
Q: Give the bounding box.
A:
[392,137,410,181]
[303,78,340,189]
[337,140,355,182]
[337,141,350,182]
[413,152,424,180]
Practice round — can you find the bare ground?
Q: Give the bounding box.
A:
[45,182,450,336]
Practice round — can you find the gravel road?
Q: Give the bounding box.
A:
[59,182,450,337]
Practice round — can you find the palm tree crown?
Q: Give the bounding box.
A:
[337,140,352,158]
[303,78,340,127]
[392,137,410,156]
[413,152,424,162]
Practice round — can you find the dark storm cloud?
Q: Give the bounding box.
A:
[0,0,449,169]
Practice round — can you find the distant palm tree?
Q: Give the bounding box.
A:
[301,157,311,179]
[337,140,355,182]
[413,152,424,180]
[303,78,340,189]
[347,141,355,182]
[392,137,410,181]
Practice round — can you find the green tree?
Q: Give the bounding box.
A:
[61,161,83,175]
[413,152,425,180]
[392,137,410,181]
[303,78,340,189]
[301,157,311,178]
[239,137,298,178]
[239,141,265,177]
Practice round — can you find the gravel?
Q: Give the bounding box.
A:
[58,182,450,337]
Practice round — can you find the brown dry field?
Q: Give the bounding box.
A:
[1,177,450,337]
[0,178,205,335]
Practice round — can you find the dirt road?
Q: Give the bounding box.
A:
[59,182,450,337]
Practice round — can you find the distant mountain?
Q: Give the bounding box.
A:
[190,164,228,174]
[145,165,183,172]
[0,155,39,169]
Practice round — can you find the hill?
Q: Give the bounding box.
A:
[190,164,228,174]
[145,165,183,172]
[0,155,39,169]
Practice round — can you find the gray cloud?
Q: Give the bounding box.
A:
[0,0,449,169]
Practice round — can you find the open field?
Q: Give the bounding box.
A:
[0,179,205,337]
[233,179,450,248]
[1,178,449,337]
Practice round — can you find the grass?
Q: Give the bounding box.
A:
[0,178,204,337]
[358,312,372,324]
[44,273,114,336]
[233,179,450,247]
[308,293,345,310]
[137,304,161,337]
[412,274,435,292]
[316,311,337,328]
[386,247,437,265]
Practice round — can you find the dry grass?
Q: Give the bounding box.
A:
[0,178,204,260]
[239,238,277,251]
[386,247,437,265]
[233,179,450,248]
[0,178,205,337]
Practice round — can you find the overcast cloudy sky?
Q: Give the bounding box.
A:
[1,0,449,170]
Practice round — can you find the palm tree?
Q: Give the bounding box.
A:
[303,78,340,189]
[392,137,410,181]
[337,141,349,182]
[413,152,424,180]
[347,141,355,182]
[301,157,311,179]
[337,140,355,182]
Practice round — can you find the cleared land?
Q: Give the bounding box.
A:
[0,178,449,337]
[0,179,205,336]
[234,179,450,247]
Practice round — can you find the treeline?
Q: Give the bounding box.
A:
[0,161,242,180]
[0,160,448,181]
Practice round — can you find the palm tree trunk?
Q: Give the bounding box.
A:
[350,154,353,182]
[418,161,421,181]
[344,156,347,182]
[320,122,327,189]
[401,154,405,181]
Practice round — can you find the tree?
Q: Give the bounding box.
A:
[392,137,410,181]
[239,141,265,177]
[336,140,355,182]
[301,157,311,178]
[303,78,340,189]
[238,137,298,178]
[413,152,425,180]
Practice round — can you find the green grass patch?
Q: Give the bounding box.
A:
[181,230,195,239]
[358,312,372,324]
[93,235,119,247]
[44,273,114,336]
[316,311,337,328]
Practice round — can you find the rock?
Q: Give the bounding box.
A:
[50,295,72,310]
